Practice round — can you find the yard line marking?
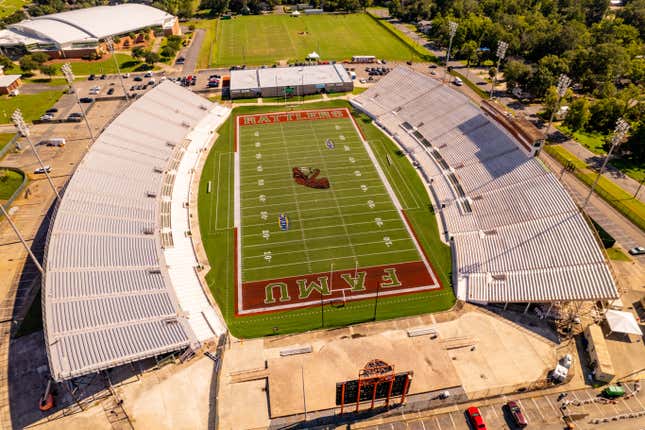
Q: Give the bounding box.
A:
[277,121,313,273]
[242,251,421,272]
[243,223,406,241]
[240,179,385,195]
[243,218,403,236]
[241,191,390,206]
[372,138,423,210]
[243,238,412,258]
[243,209,400,227]
[242,198,395,211]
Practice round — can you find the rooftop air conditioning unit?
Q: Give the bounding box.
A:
[143,227,154,235]
[181,121,191,128]
[146,191,157,198]
[166,141,176,148]
[153,166,164,173]
[199,104,208,110]
[147,268,161,274]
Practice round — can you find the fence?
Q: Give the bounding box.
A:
[0,166,28,211]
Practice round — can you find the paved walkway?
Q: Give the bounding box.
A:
[182,29,205,75]
[560,140,645,203]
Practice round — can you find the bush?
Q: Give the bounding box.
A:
[161,45,177,58]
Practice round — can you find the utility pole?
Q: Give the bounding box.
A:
[11,110,60,201]
[489,40,508,98]
[582,118,630,210]
[0,203,44,275]
[61,63,95,145]
[533,74,571,156]
[105,36,129,101]
[443,21,458,84]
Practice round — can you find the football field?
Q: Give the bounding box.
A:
[198,101,454,337]
[234,108,440,314]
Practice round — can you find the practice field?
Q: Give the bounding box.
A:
[198,101,454,338]
[215,14,420,66]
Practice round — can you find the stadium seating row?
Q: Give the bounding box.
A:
[352,67,617,304]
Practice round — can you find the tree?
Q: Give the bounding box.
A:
[589,97,625,134]
[143,51,161,65]
[30,52,50,65]
[460,40,478,67]
[19,56,39,73]
[564,98,591,131]
[0,55,13,70]
[541,86,560,119]
[132,46,146,59]
[503,59,532,92]
[39,64,57,79]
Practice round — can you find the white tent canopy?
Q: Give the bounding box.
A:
[606,310,643,336]
[307,51,320,59]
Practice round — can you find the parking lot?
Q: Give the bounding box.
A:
[361,382,645,430]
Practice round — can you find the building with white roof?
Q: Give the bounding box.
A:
[0,4,179,58]
[230,64,353,99]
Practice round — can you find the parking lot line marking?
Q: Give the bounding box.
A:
[487,404,500,422]
[543,395,560,417]
[531,397,546,422]
[447,412,457,429]
[516,399,534,423]
[625,383,645,410]
[581,390,604,415]
[419,419,427,430]
[434,416,442,430]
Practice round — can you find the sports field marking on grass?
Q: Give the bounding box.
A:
[233,108,441,315]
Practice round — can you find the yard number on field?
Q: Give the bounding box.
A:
[349,157,356,164]
[258,179,264,186]
[368,200,375,209]
[344,145,351,152]
[262,230,270,240]
[257,165,263,172]
[259,194,266,203]
[375,217,383,227]
[264,251,272,262]
[260,211,268,220]
[383,236,393,247]
[354,170,362,177]
[255,142,261,148]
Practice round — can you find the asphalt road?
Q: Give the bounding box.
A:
[183,28,205,74]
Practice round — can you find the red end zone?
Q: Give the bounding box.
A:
[239,261,437,314]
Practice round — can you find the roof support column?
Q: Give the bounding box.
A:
[523,302,531,314]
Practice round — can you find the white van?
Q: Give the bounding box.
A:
[453,77,463,86]
[45,138,66,147]
[350,71,357,80]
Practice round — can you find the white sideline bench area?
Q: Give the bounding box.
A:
[351,67,618,305]
[44,81,230,381]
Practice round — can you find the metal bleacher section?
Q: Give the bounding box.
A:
[43,81,230,381]
[351,67,617,304]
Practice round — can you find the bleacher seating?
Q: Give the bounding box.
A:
[352,67,618,304]
[44,81,230,381]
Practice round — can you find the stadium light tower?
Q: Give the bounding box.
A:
[105,36,130,101]
[443,21,458,83]
[11,109,60,201]
[534,74,571,157]
[489,40,508,98]
[61,63,95,144]
[0,203,44,275]
[582,118,630,210]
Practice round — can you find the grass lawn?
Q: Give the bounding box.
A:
[0,168,24,200]
[545,145,645,231]
[606,247,631,261]
[0,90,64,124]
[50,53,148,76]
[557,125,607,154]
[0,0,27,18]
[215,14,421,67]
[0,133,15,155]
[198,100,454,338]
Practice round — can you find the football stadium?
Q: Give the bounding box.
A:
[33,66,620,421]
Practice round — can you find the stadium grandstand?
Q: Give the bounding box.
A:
[351,67,618,305]
[0,4,179,58]
[43,81,229,381]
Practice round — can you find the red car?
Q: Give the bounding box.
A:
[466,406,487,429]
[506,400,528,427]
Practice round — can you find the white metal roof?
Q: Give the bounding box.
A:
[606,310,643,336]
[231,64,351,91]
[353,67,619,304]
[0,75,21,87]
[43,81,226,381]
[3,4,174,46]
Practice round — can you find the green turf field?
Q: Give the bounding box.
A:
[215,14,420,66]
[198,101,454,338]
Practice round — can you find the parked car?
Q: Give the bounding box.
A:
[39,114,54,121]
[175,57,185,65]
[100,74,107,80]
[628,246,645,255]
[602,385,626,399]
[133,76,143,82]
[45,138,66,147]
[107,88,115,95]
[453,77,463,86]
[506,401,528,428]
[67,115,82,122]
[144,71,153,78]
[46,108,58,114]
[466,407,487,429]
[207,81,219,88]
[122,73,130,78]
[79,97,94,103]
[34,166,52,174]
[88,74,95,80]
